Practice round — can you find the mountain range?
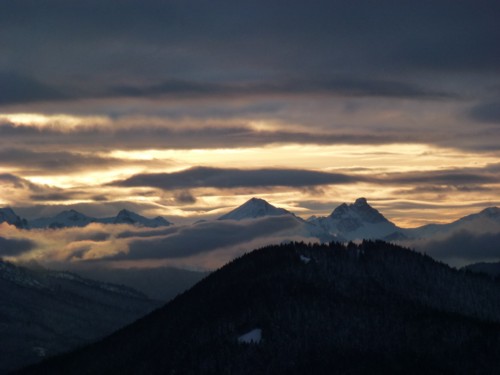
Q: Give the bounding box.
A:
[2,199,498,242]
[0,259,158,374]
[21,241,500,374]
[0,208,172,229]
[2,199,499,272]
[215,197,499,242]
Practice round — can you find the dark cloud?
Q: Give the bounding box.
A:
[28,188,115,203]
[0,0,496,116]
[0,237,35,256]
[67,246,92,261]
[73,232,110,242]
[0,148,143,173]
[91,195,108,202]
[1,0,498,82]
[174,191,197,204]
[29,193,74,202]
[110,215,300,260]
[469,100,500,124]
[395,185,495,195]
[0,122,389,150]
[0,173,43,192]
[383,164,500,186]
[1,121,498,152]
[109,164,500,192]
[419,231,500,263]
[109,78,454,101]
[112,167,357,190]
[117,227,180,239]
[0,72,68,105]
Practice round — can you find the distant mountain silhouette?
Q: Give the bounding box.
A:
[3,201,498,240]
[22,241,500,374]
[3,208,173,229]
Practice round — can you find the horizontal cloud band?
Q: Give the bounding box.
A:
[111,167,358,189]
[110,165,500,190]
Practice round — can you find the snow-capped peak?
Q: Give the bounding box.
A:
[218,197,291,221]
[309,198,397,241]
[330,197,387,224]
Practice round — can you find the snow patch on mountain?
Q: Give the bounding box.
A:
[238,328,262,344]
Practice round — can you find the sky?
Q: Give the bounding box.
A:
[1,0,499,229]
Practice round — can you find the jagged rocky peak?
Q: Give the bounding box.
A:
[354,197,369,206]
[247,197,273,208]
[117,209,133,217]
[330,198,387,224]
[0,207,29,228]
[114,209,135,224]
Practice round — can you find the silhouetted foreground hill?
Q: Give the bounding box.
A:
[21,241,500,374]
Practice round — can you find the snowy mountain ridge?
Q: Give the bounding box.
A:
[1,208,172,229]
[2,199,499,241]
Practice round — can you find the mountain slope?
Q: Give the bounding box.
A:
[407,206,500,238]
[218,197,292,221]
[0,260,158,374]
[71,266,209,301]
[22,241,500,374]
[0,207,28,228]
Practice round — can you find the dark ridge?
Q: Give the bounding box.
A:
[19,241,500,374]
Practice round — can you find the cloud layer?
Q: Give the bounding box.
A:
[1,0,499,236]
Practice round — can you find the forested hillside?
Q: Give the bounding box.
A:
[21,241,500,374]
